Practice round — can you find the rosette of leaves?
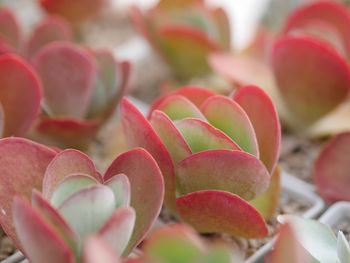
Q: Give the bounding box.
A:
[129,0,231,81]
[121,86,281,239]
[39,0,107,26]
[0,137,164,263]
[30,41,130,149]
[210,1,350,134]
[268,216,350,263]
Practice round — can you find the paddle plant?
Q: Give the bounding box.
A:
[0,137,164,263]
[0,7,73,57]
[210,1,350,132]
[268,216,350,263]
[129,0,231,81]
[314,132,350,203]
[121,86,281,239]
[39,0,107,25]
[129,224,241,263]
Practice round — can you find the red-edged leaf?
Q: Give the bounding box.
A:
[83,236,121,263]
[39,0,106,24]
[128,7,155,48]
[201,95,259,156]
[35,117,99,149]
[32,42,96,119]
[58,185,116,241]
[156,26,220,80]
[249,166,281,221]
[233,86,281,173]
[43,149,100,199]
[176,118,241,152]
[155,95,206,121]
[104,174,131,208]
[283,1,350,56]
[177,149,270,200]
[98,207,136,256]
[25,15,73,58]
[149,86,216,117]
[0,138,56,249]
[176,190,268,238]
[269,223,310,263]
[271,36,350,125]
[13,197,75,263]
[314,132,350,203]
[0,54,42,136]
[32,190,79,256]
[104,148,164,254]
[120,99,175,211]
[0,8,20,48]
[150,110,192,164]
[157,0,203,10]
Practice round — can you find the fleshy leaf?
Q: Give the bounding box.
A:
[176,190,268,238]
[104,174,131,208]
[13,197,75,263]
[283,1,350,56]
[269,223,310,263]
[177,149,270,200]
[233,86,281,173]
[249,167,281,221]
[32,190,79,257]
[143,224,204,263]
[155,95,206,121]
[176,118,241,152]
[211,7,231,50]
[149,86,215,115]
[82,236,121,263]
[280,215,338,262]
[0,8,20,48]
[43,149,99,199]
[150,110,192,164]
[32,42,96,119]
[201,95,259,156]
[0,138,56,249]
[50,173,99,208]
[104,148,164,255]
[25,15,72,58]
[337,231,350,263]
[58,185,116,241]
[98,207,136,256]
[271,36,350,125]
[0,54,42,136]
[35,117,99,150]
[120,99,175,211]
[39,0,106,24]
[156,26,220,80]
[314,132,350,202]
[0,103,4,137]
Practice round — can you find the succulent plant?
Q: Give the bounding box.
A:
[270,0,350,129]
[121,86,281,239]
[129,0,231,81]
[30,41,131,149]
[313,132,350,203]
[0,7,73,57]
[39,0,107,25]
[268,215,350,263]
[0,137,164,262]
[130,224,242,263]
[210,1,350,133]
